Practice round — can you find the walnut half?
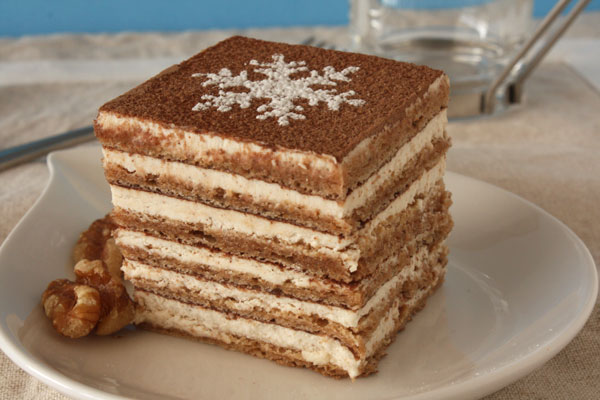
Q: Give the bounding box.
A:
[74,259,134,335]
[42,214,134,338]
[42,279,101,338]
[72,214,123,281]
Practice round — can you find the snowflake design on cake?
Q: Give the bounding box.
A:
[191,54,365,126]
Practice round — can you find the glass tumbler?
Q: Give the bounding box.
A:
[349,0,534,117]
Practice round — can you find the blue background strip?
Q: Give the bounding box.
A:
[1,0,598,37]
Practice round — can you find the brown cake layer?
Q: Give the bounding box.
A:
[95,36,449,200]
[97,36,445,161]
[96,88,447,201]
[112,181,452,283]
[116,231,448,310]
[134,273,444,379]
[124,247,446,355]
[346,136,449,230]
[357,184,452,282]
[340,90,448,197]
[103,136,450,235]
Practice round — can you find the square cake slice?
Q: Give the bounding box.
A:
[95,36,452,379]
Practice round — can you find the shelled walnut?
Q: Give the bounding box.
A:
[72,214,123,280]
[42,279,101,338]
[41,214,134,338]
[74,259,134,335]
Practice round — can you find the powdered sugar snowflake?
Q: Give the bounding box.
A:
[191,54,365,126]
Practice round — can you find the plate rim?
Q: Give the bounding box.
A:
[411,173,598,400]
[0,145,597,400]
[0,147,125,400]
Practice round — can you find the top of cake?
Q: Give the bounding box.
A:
[99,36,444,160]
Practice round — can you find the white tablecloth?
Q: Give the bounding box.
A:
[1,16,599,399]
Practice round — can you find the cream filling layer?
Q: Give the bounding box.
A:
[122,244,434,327]
[111,184,351,251]
[345,109,446,213]
[134,270,440,378]
[110,158,445,272]
[340,75,447,169]
[364,158,445,239]
[102,110,446,219]
[97,112,339,174]
[115,228,441,294]
[115,229,316,289]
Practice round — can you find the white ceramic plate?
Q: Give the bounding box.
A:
[0,144,597,400]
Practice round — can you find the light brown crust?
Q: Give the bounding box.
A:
[140,322,354,378]
[111,183,452,283]
[348,137,450,229]
[103,136,450,236]
[104,157,349,234]
[354,183,453,282]
[118,239,356,306]
[134,273,444,379]
[117,233,448,310]
[124,245,446,355]
[97,130,348,200]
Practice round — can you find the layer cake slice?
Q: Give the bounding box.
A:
[94,36,452,379]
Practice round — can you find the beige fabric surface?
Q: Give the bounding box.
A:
[1,15,599,399]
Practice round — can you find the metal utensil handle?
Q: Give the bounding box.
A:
[483,0,591,113]
[0,125,95,172]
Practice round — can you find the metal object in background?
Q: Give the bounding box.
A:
[0,125,95,172]
[483,0,592,115]
[346,0,591,118]
[0,0,590,172]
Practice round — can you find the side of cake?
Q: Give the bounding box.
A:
[94,36,452,379]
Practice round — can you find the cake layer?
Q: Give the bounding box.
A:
[339,77,448,198]
[122,243,444,326]
[95,38,449,200]
[111,171,451,283]
[103,110,449,235]
[133,264,444,379]
[115,228,448,310]
[124,243,446,353]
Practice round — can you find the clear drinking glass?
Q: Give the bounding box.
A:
[349,0,534,117]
